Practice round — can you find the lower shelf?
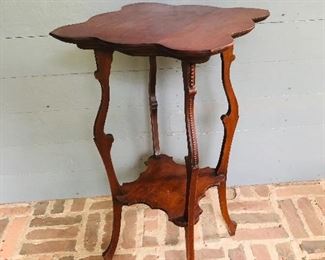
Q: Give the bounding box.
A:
[116,154,225,227]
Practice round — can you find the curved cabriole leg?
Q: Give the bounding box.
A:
[102,200,122,259]
[93,50,122,259]
[182,62,199,260]
[148,56,160,156]
[216,46,238,236]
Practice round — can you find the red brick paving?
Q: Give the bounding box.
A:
[0,180,324,259]
[251,244,272,260]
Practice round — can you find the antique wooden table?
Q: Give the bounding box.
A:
[50,3,269,259]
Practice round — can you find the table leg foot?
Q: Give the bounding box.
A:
[103,201,122,259]
[218,181,237,236]
[185,223,195,260]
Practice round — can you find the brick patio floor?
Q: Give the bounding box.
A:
[0,180,324,260]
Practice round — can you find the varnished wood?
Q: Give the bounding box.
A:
[216,46,239,177]
[148,56,160,156]
[50,4,269,259]
[102,200,122,259]
[182,62,199,260]
[50,3,269,62]
[93,50,122,259]
[218,181,237,235]
[116,154,225,227]
[216,46,238,235]
[93,50,121,196]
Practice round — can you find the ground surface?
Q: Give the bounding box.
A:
[0,180,324,260]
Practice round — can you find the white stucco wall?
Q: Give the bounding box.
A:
[0,0,324,203]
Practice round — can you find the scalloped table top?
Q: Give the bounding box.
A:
[50,3,269,61]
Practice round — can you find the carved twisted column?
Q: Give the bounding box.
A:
[93,50,122,259]
[148,56,160,156]
[182,62,199,260]
[216,45,238,235]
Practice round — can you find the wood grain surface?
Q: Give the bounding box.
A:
[50,3,269,61]
[49,3,271,259]
[116,154,225,227]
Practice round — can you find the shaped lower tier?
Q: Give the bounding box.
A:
[115,154,225,227]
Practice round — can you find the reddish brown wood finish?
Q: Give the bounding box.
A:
[93,50,121,196]
[116,155,224,226]
[50,3,269,259]
[216,46,238,235]
[148,56,160,156]
[50,3,269,63]
[182,62,199,260]
[103,199,122,259]
[93,50,123,259]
